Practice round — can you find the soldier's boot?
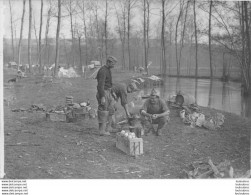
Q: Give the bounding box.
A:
[97,110,110,136]
[105,115,115,132]
[156,118,167,136]
[99,122,110,136]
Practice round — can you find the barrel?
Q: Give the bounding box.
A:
[97,110,109,123]
[175,93,195,106]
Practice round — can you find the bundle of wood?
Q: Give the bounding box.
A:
[183,158,234,179]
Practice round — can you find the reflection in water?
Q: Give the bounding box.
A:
[194,78,198,104]
[141,77,251,118]
[208,79,213,107]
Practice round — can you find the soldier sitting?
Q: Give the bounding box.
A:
[140,88,170,136]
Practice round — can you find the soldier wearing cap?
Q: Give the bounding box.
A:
[140,88,170,136]
[96,56,117,136]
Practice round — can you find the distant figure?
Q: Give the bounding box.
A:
[138,66,144,73]
[140,88,170,136]
[8,77,18,83]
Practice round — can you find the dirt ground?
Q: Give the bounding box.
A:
[3,68,250,179]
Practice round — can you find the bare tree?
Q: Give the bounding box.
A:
[63,36,70,67]
[75,25,84,77]
[126,0,138,70]
[77,0,89,69]
[54,0,62,77]
[8,0,15,62]
[209,0,213,78]
[175,0,184,76]
[64,0,77,67]
[17,0,26,70]
[178,0,189,75]
[193,0,198,77]
[104,0,108,60]
[39,0,44,73]
[146,0,151,73]
[90,0,104,65]
[161,0,166,76]
[44,0,52,67]
[28,0,32,72]
[143,0,151,74]
[244,1,250,87]
[33,12,39,63]
[114,0,127,69]
[143,0,147,72]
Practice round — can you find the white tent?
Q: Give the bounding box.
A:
[58,67,80,78]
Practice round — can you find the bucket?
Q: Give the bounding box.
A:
[97,110,109,123]
[175,93,195,106]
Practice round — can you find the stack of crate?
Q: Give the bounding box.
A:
[66,96,73,105]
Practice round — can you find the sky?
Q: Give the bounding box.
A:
[3,0,72,39]
[2,0,229,42]
[2,0,162,40]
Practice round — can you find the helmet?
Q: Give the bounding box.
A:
[150,88,160,97]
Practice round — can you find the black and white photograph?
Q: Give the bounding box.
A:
[0,0,250,193]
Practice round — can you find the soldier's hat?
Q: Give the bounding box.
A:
[107,56,117,63]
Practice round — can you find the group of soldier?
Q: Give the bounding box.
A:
[96,56,170,137]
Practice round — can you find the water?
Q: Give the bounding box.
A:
[141,77,251,118]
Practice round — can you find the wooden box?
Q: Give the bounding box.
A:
[116,133,143,156]
[46,112,66,122]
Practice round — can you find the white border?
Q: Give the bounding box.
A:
[0,0,5,179]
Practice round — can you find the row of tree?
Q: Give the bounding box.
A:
[6,0,251,94]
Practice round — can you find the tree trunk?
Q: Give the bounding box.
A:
[33,15,39,64]
[93,2,101,65]
[175,0,183,76]
[122,9,126,69]
[146,0,150,74]
[54,0,61,77]
[161,0,166,76]
[63,37,69,66]
[238,1,245,85]
[104,0,108,60]
[44,4,51,67]
[28,0,32,73]
[38,0,43,73]
[193,0,198,77]
[178,0,189,75]
[127,0,131,70]
[142,0,151,74]
[69,0,75,68]
[78,36,83,76]
[244,2,250,86]
[240,2,247,90]
[209,0,213,78]
[8,0,15,62]
[143,0,147,72]
[17,0,26,70]
[113,1,126,69]
[81,1,88,76]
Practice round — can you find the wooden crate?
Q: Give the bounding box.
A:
[46,112,66,122]
[116,133,143,156]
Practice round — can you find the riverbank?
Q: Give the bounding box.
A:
[3,68,250,179]
[167,74,242,83]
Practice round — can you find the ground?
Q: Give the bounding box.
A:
[3,68,250,179]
